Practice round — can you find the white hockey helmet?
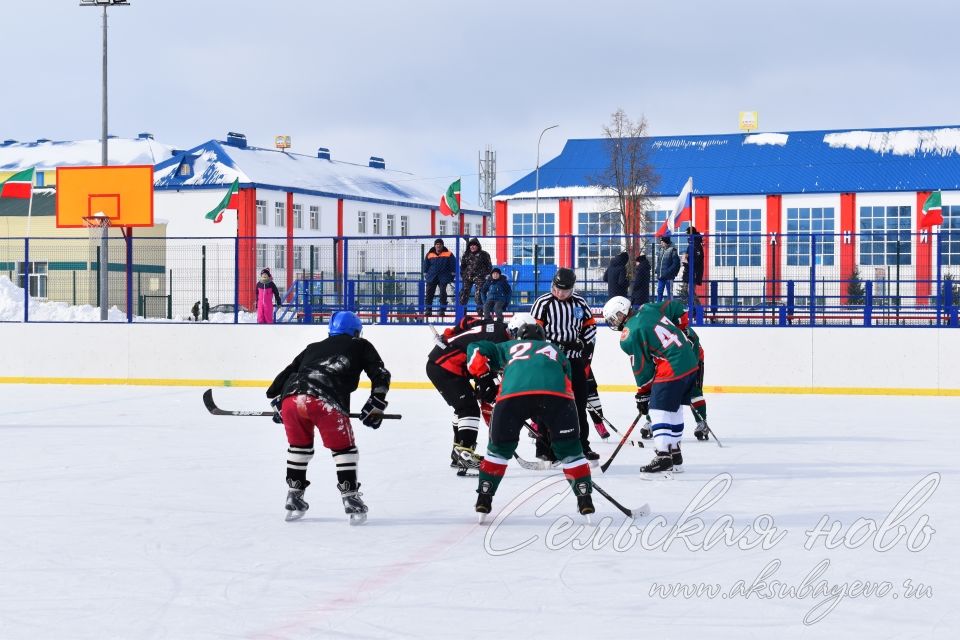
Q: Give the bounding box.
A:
[507,312,538,338]
[602,296,632,331]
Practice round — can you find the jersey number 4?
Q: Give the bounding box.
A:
[653,318,686,349]
[509,342,559,363]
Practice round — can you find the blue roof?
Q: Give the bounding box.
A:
[497,125,960,198]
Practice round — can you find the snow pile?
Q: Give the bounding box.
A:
[823,128,960,156]
[0,276,128,322]
[0,137,175,170]
[744,133,789,146]
[0,277,258,323]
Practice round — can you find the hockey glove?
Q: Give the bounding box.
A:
[360,395,388,429]
[270,397,283,424]
[475,373,499,404]
[635,391,650,416]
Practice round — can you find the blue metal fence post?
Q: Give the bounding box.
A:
[417,280,425,319]
[379,304,388,324]
[303,281,313,325]
[347,280,356,311]
[778,305,787,326]
[454,235,463,323]
[786,280,795,317]
[936,229,943,327]
[233,236,240,324]
[809,234,817,326]
[22,238,29,323]
[709,280,718,317]
[864,280,874,326]
[125,231,133,322]
[342,238,350,312]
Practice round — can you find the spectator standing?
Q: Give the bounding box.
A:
[602,251,630,298]
[680,226,705,293]
[630,254,651,307]
[480,268,512,322]
[459,237,492,310]
[256,269,282,324]
[655,236,680,301]
[423,238,455,318]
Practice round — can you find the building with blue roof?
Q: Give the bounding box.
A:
[494,125,960,306]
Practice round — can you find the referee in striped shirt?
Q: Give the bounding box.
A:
[531,267,600,461]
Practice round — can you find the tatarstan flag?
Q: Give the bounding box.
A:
[205,178,240,223]
[439,178,461,217]
[0,168,35,199]
[920,191,943,229]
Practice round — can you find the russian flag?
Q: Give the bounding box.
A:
[656,177,693,237]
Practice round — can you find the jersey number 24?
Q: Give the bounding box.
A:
[508,342,558,363]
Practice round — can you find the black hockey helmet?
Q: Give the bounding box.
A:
[552,267,576,290]
[516,323,545,341]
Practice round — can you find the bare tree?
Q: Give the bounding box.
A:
[593,109,659,276]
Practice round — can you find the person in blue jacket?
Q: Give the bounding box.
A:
[655,235,681,301]
[423,238,456,317]
[480,267,512,321]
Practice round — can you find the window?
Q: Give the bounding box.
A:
[438,219,448,235]
[372,212,382,235]
[400,215,409,236]
[578,211,622,268]
[293,246,303,270]
[786,207,835,266]
[860,205,911,266]
[386,214,395,236]
[293,204,303,229]
[17,261,47,299]
[35,172,44,187]
[358,211,367,234]
[311,245,321,268]
[714,208,761,267]
[256,243,267,267]
[512,212,555,265]
[942,205,960,266]
[274,245,286,269]
[275,202,286,228]
[256,200,268,225]
[177,161,192,177]
[309,205,320,230]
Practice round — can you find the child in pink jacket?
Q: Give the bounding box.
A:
[256,269,282,323]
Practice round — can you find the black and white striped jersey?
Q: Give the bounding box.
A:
[530,292,597,359]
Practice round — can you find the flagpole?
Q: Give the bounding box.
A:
[24,169,35,239]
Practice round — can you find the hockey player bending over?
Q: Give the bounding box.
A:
[425,315,511,473]
[466,317,594,520]
[602,296,699,474]
[266,311,391,524]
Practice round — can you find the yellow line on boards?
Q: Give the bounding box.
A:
[0,377,957,397]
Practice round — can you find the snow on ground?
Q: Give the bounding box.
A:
[0,277,257,323]
[0,385,956,640]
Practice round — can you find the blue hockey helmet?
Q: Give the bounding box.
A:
[329,310,363,337]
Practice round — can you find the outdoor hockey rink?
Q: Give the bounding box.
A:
[0,384,955,639]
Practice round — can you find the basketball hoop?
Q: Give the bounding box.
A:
[82,213,112,229]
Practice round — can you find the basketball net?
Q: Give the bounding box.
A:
[83,214,111,315]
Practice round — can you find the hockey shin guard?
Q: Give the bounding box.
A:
[331,446,359,487]
[478,441,518,495]
[286,444,314,485]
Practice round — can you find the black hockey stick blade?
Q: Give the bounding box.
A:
[600,413,643,473]
[202,389,401,419]
[592,481,649,519]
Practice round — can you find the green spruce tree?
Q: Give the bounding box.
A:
[846,266,865,305]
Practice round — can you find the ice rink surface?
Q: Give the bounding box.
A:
[0,385,956,640]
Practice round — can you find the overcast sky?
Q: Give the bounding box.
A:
[3,0,957,204]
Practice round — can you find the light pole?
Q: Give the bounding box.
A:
[80,0,129,320]
[534,125,558,276]
[80,0,129,166]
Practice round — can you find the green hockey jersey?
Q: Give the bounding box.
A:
[466,339,574,401]
[619,303,700,392]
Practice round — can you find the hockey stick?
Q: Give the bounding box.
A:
[202,389,402,420]
[705,424,724,448]
[600,413,644,473]
[592,413,647,448]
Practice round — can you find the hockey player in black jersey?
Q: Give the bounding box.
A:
[426,315,511,474]
[267,311,391,524]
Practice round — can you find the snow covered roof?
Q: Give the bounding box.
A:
[154,139,485,214]
[497,125,960,199]
[0,136,175,171]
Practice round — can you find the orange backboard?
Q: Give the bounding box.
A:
[56,165,154,228]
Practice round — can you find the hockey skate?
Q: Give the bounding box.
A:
[694,420,710,441]
[639,451,674,479]
[337,481,368,526]
[639,425,653,440]
[582,445,600,464]
[671,445,684,474]
[284,480,310,522]
[452,444,482,470]
[574,481,595,520]
[476,481,494,523]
